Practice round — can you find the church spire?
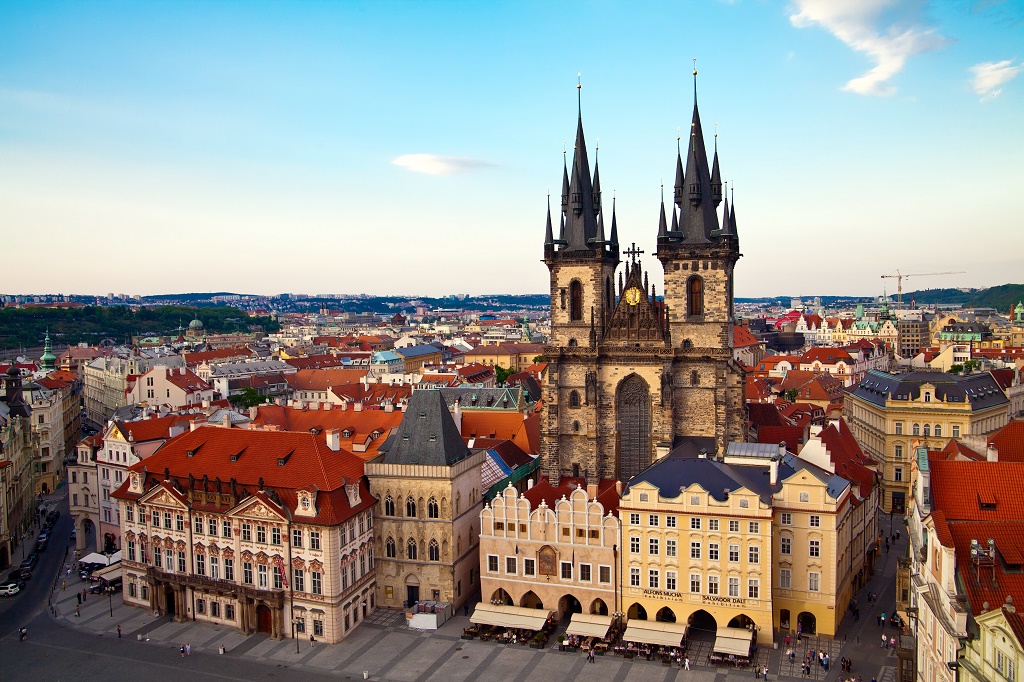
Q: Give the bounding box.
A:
[657,185,668,239]
[563,76,599,251]
[673,130,685,208]
[544,194,554,247]
[592,140,602,214]
[729,185,739,239]
[676,64,717,244]
[560,151,569,213]
[711,126,723,206]
[609,195,619,250]
[718,182,731,237]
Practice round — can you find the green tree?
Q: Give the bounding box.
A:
[494,365,516,385]
[532,355,549,363]
[949,364,964,375]
[229,387,270,409]
[782,388,799,402]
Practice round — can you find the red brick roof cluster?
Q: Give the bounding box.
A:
[988,420,1024,462]
[522,477,621,514]
[286,368,368,392]
[112,426,372,525]
[248,404,402,461]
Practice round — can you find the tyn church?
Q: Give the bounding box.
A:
[540,92,747,484]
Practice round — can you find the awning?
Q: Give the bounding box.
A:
[80,551,121,565]
[622,620,688,647]
[470,603,552,630]
[713,626,754,657]
[565,613,613,639]
[93,563,122,580]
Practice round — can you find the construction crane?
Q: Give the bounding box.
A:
[880,270,966,310]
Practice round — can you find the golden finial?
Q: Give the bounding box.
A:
[714,122,718,138]
[596,136,599,152]
[577,72,582,89]
[692,57,697,76]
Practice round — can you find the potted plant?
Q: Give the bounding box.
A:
[557,634,565,651]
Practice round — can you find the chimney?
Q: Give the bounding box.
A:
[202,399,211,409]
[323,402,332,411]
[453,399,462,434]
[778,441,787,459]
[222,413,231,428]
[770,457,779,486]
[527,478,534,489]
[987,443,998,462]
[190,420,201,432]
[326,429,340,452]
[615,480,623,496]
[248,406,258,420]
[586,482,598,499]
[384,401,394,413]
[180,366,186,375]
[353,401,363,412]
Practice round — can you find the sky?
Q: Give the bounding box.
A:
[1,0,1022,299]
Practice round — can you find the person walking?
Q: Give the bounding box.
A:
[76,592,82,605]
[180,644,185,657]
[186,642,191,656]
[890,636,896,649]
[684,656,690,670]
[82,588,87,602]
[117,624,121,638]
[62,580,66,591]
[588,647,595,663]
[883,633,889,648]
[75,605,80,617]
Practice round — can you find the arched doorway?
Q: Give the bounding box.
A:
[164,586,176,617]
[491,588,512,605]
[687,609,717,641]
[616,374,652,480]
[626,602,648,620]
[780,609,791,632]
[521,591,543,609]
[256,604,273,634]
[590,598,608,615]
[656,606,677,623]
[728,614,754,630]
[558,594,582,620]
[797,611,816,636]
[405,574,420,607]
[81,517,96,552]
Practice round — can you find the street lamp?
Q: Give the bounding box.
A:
[292,618,301,654]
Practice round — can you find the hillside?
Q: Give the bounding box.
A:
[906,284,1024,311]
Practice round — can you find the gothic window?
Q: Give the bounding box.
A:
[560,288,566,310]
[570,280,583,321]
[405,496,417,518]
[384,495,395,516]
[605,276,613,313]
[428,540,440,561]
[691,370,699,386]
[385,537,396,558]
[687,277,704,317]
[568,338,578,347]
[427,497,439,519]
[407,539,417,560]
[573,421,580,432]
[617,374,652,481]
[569,390,580,408]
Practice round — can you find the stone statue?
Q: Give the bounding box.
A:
[585,370,597,405]
[660,369,672,406]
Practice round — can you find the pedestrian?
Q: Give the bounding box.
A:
[180,644,185,657]
[75,605,80,617]
[785,634,790,647]
[117,624,121,638]
[186,642,191,656]
[756,664,762,678]
[83,588,87,602]
[684,656,690,670]
[62,580,66,591]
[463,602,469,617]
[881,611,886,625]
[76,592,82,605]
[588,647,595,663]
[824,654,829,671]
[883,633,888,648]
[890,636,896,649]
[763,666,769,681]
[310,633,315,648]
[896,530,901,541]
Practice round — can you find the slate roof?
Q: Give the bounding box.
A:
[394,345,442,359]
[378,389,471,466]
[849,370,1009,410]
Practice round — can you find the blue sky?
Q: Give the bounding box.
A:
[1,0,1021,299]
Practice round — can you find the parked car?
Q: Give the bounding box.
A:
[35,537,49,552]
[20,553,39,570]
[8,568,32,582]
[47,510,60,523]
[0,580,24,596]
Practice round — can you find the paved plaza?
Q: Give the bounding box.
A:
[4,492,906,682]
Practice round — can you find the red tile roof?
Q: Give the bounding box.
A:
[286,368,368,392]
[732,325,761,348]
[989,420,1024,462]
[462,411,540,455]
[163,368,212,394]
[522,477,620,514]
[249,404,402,461]
[113,414,198,443]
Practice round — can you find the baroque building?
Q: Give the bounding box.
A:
[540,87,747,485]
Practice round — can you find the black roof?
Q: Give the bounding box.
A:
[378,390,471,466]
[849,370,1009,411]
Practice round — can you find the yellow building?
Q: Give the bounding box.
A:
[959,606,1024,682]
[463,343,545,372]
[844,370,1009,513]
[617,443,858,647]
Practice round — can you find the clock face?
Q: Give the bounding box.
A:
[625,287,642,306]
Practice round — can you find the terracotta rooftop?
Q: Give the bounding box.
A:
[522,477,620,514]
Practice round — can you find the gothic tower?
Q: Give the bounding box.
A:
[541,80,747,486]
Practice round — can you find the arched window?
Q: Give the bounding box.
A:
[428,540,440,561]
[569,390,580,408]
[384,495,395,516]
[691,370,699,387]
[573,420,580,432]
[405,496,417,518]
[385,537,396,558]
[570,280,583,321]
[687,277,704,317]
[912,423,920,436]
[934,425,942,438]
[923,424,930,437]
[407,538,418,560]
[605,276,613,313]
[427,497,439,519]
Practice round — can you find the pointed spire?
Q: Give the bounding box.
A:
[711,125,722,206]
[670,205,679,234]
[558,211,566,243]
[609,195,619,249]
[677,77,716,242]
[544,194,554,247]
[592,144,602,214]
[560,151,569,212]
[719,182,731,237]
[563,74,599,251]
[729,186,738,239]
[593,208,606,246]
[658,184,668,239]
[673,129,684,207]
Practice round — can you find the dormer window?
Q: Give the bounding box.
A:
[924,392,931,403]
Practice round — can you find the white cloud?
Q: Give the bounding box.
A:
[391,153,493,175]
[789,0,949,96]
[969,59,1020,100]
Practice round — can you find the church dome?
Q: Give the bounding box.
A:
[188,317,204,330]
